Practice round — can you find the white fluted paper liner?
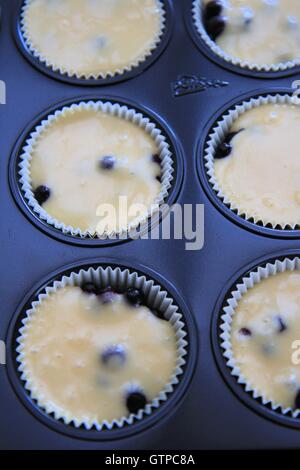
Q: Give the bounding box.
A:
[16,265,188,431]
[192,0,300,72]
[205,93,300,230]
[220,256,300,418]
[20,0,166,80]
[18,100,174,238]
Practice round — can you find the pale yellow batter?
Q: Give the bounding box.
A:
[231,270,300,409]
[19,286,177,425]
[22,0,163,78]
[214,102,300,227]
[29,107,161,234]
[203,0,300,65]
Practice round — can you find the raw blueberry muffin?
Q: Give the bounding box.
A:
[231,270,300,410]
[21,0,163,78]
[29,106,162,235]
[213,102,300,227]
[18,284,177,425]
[202,0,300,66]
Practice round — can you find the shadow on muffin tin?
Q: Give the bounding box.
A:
[184,0,300,80]
[197,87,300,240]
[13,0,174,86]
[9,95,184,247]
[5,258,198,441]
[211,249,300,430]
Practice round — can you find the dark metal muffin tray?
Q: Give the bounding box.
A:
[2,0,300,450]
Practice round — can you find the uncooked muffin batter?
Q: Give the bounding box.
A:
[231,270,300,409]
[22,0,163,77]
[29,107,162,234]
[214,102,300,227]
[202,0,300,65]
[19,285,177,425]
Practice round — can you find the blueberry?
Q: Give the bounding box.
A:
[152,310,166,321]
[275,315,287,333]
[205,15,226,40]
[226,128,244,143]
[152,155,162,182]
[239,327,252,336]
[98,286,117,304]
[152,154,161,165]
[215,129,244,159]
[295,390,300,409]
[215,142,232,159]
[99,155,116,170]
[261,343,275,356]
[126,288,144,307]
[242,7,254,26]
[204,0,223,20]
[101,345,126,369]
[95,36,107,49]
[80,282,99,295]
[33,185,51,205]
[126,391,147,415]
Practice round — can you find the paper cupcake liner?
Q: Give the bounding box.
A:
[16,264,188,431]
[220,256,300,419]
[192,0,300,72]
[18,100,174,239]
[20,0,166,80]
[204,93,300,230]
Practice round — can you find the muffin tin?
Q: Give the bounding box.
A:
[9,95,184,246]
[212,250,300,431]
[7,259,196,441]
[198,89,300,239]
[2,0,300,450]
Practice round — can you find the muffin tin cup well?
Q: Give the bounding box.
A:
[185,0,300,79]
[211,250,300,429]
[14,0,174,86]
[19,100,174,239]
[6,258,198,440]
[9,95,184,247]
[197,89,300,239]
